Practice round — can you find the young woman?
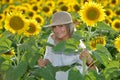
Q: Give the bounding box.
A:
[38,11,96,80]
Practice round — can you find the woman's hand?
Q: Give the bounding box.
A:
[38,59,49,67]
[79,49,96,70]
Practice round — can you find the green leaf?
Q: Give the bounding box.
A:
[0,35,12,53]
[85,70,105,80]
[106,61,119,69]
[0,38,12,53]
[93,45,112,66]
[52,40,66,52]
[0,60,10,72]
[97,22,113,31]
[21,51,40,69]
[103,67,120,80]
[0,57,6,72]
[96,44,112,60]
[4,61,27,80]
[72,30,84,40]
[0,46,9,53]
[68,67,84,80]
[32,63,56,80]
[52,38,80,54]
[19,38,37,52]
[0,57,5,65]
[93,50,109,66]
[28,53,40,68]
[1,39,12,47]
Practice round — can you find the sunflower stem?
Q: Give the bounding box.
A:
[83,58,87,76]
[86,26,92,44]
[16,34,23,64]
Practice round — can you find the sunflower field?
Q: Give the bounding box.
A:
[0,0,120,80]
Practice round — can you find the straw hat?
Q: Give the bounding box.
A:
[44,11,73,27]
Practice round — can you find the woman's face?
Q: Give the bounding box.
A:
[52,25,70,40]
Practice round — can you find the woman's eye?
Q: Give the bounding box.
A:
[59,25,63,27]
[52,26,56,28]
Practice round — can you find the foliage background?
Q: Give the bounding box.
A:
[0,0,120,80]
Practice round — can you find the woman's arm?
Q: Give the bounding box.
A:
[79,49,97,70]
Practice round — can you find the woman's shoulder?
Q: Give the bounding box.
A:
[79,40,86,49]
[47,33,55,45]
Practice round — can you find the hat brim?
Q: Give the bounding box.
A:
[44,23,62,28]
[44,22,73,28]
[43,24,53,28]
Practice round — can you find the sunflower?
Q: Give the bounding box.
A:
[4,12,29,34]
[109,0,119,7]
[80,2,106,27]
[56,0,67,6]
[114,8,120,17]
[58,3,70,12]
[1,49,15,59]
[2,0,14,4]
[33,14,44,26]
[5,5,17,13]
[114,35,120,52]
[45,0,55,8]
[0,13,5,29]
[26,10,36,18]
[41,5,53,17]
[89,36,106,50]
[16,5,28,15]
[0,21,3,29]
[105,17,112,26]
[96,0,110,7]
[27,0,43,4]
[0,13,5,22]
[69,1,81,12]
[105,9,114,18]
[31,3,40,13]
[21,3,31,9]
[111,19,120,31]
[24,19,41,37]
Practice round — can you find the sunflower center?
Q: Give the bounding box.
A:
[42,6,50,13]
[91,42,96,48]
[48,3,52,6]
[27,23,36,33]
[116,10,120,15]
[74,5,80,12]
[33,6,38,11]
[0,15,2,20]
[58,2,64,5]
[61,5,68,11]
[9,16,24,30]
[4,51,12,55]
[115,22,120,28]
[6,0,10,3]
[28,12,34,17]
[111,0,116,4]
[105,10,111,16]
[36,17,41,23]
[86,7,100,20]
[83,0,89,3]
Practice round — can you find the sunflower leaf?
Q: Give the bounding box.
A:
[68,67,84,80]
[52,38,80,54]
[4,61,27,80]
[92,44,112,66]
[97,22,113,31]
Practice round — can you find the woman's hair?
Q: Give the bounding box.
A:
[65,23,75,36]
